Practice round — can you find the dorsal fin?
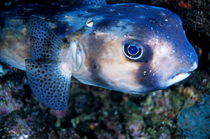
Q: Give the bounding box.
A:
[26,16,72,110]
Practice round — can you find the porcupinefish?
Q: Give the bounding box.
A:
[0,0,198,110]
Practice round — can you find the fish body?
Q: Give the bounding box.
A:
[0,3,198,110]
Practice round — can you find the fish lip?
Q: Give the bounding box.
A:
[164,62,198,87]
[165,72,191,87]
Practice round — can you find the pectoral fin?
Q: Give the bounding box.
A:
[27,16,61,60]
[26,16,71,110]
[26,59,71,110]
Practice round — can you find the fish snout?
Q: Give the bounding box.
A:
[164,43,198,87]
[183,42,199,70]
[180,42,199,72]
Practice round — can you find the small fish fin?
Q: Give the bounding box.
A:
[25,59,71,110]
[27,16,61,60]
[77,0,107,6]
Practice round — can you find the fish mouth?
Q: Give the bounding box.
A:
[164,62,198,87]
[165,72,191,87]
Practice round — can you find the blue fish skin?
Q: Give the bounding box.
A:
[0,3,198,110]
[77,0,106,6]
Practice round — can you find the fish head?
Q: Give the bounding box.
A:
[72,4,198,94]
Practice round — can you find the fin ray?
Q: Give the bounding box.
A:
[25,59,71,110]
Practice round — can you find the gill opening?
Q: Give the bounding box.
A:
[70,40,84,73]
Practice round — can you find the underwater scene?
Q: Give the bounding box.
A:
[0,0,209,138]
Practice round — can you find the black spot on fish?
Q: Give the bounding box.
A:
[86,35,110,88]
[25,59,70,110]
[27,16,61,60]
[63,37,68,43]
[92,63,97,69]
[88,59,109,88]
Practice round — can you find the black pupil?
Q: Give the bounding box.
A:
[128,45,139,55]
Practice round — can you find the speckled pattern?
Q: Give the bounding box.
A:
[0,3,198,110]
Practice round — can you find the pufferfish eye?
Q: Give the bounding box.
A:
[123,42,143,60]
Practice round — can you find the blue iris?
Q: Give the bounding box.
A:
[123,42,143,60]
[128,45,139,55]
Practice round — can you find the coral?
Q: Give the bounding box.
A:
[178,95,210,138]
[4,118,33,138]
[0,66,23,117]
[0,89,22,117]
